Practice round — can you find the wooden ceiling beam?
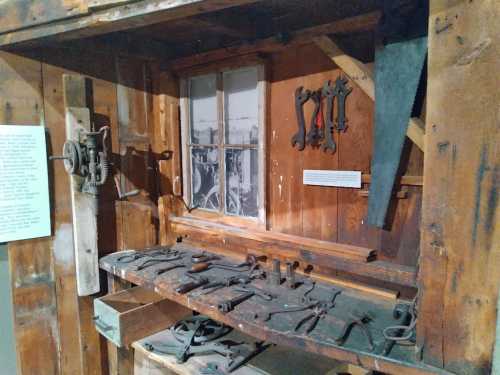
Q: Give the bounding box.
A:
[0,0,261,48]
[169,11,381,71]
[314,35,426,151]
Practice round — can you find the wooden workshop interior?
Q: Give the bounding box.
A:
[0,1,498,374]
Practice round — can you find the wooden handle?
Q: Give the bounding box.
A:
[189,262,210,273]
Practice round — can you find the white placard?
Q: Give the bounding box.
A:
[0,125,51,242]
[303,169,362,188]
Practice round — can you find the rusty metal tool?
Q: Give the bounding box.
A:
[175,275,210,294]
[335,312,374,351]
[291,86,311,151]
[294,289,341,335]
[188,255,259,274]
[135,254,183,271]
[116,248,178,263]
[305,89,324,146]
[218,286,275,314]
[268,259,281,286]
[285,261,296,289]
[154,263,186,276]
[321,80,337,154]
[254,302,320,322]
[333,75,352,132]
[191,252,221,263]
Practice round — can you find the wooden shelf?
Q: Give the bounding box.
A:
[170,216,417,288]
[99,244,448,375]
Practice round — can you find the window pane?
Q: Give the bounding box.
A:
[191,147,219,211]
[223,67,258,145]
[190,74,218,144]
[225,148,258,217]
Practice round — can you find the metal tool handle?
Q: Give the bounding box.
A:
[218,291,254,314]
[175,279,208,294]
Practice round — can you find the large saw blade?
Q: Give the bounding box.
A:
[367,36,427,228]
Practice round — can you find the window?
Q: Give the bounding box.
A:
[181,65,265,222]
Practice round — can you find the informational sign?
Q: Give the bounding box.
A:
[303,169,362,188]
[0,125,51,242]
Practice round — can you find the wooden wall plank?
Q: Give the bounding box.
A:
[41,51,105,375]
[418,1,500,373]
[0,51,61,375]
[115,56,157,250]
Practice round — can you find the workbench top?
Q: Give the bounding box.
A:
[99,244,451,375]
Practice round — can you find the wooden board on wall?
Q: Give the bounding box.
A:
[418,1,500,374]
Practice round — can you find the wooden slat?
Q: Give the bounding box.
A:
[418,1,500,373]
[172,216,374,262]
[170,11,381,71]
[41,52,105,375]
[169,216,418,288]
[62,76,101,296]
[313,36,426,151]
[0,0,261,47]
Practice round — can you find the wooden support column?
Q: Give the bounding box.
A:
[313,35,426,151]
[418,1,500,374]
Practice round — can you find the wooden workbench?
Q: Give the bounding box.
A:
[99,244,451,375]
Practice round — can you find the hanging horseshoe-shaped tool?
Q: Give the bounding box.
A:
[320,80,337,154]
[305,89,324,146]
[334,76,352,132]
[291,86,311,151]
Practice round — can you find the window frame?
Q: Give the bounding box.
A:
[180,63,267,226]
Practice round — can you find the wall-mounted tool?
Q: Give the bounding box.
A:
[321,80,337,154]
[305,89,324,146]
[333,76,352,132]
[291,86,311,151]
[51,126,110,197]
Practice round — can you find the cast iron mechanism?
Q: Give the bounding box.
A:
[51,126,110,196]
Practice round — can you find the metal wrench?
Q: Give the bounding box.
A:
[291,86,311,151]
[321,80,337,154]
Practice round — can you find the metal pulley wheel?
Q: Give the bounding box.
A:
[61,140,83,175]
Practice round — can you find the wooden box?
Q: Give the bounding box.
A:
[93,286,189,347]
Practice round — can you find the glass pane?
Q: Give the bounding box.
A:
[191,147,219,211]
[223,67,259,145]
[190,74,218,144]
[225,148,258,217]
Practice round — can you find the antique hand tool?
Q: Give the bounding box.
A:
[226,341,272,373]
[305,89,324,146]
[285,261,296,289]
[294,289,341,335]
[335,312,374,351]
[333,76,352,132]
[380,299,417,355]
[321,80,337,154]
[218,286,275,314]
[116,248,178,263]
[191,252,220,263]
[291,86,311,151]
[135,253,183,271]
[154,263,186,276]
[188,255,259,274]
[201,274,254,295]
[254,301,320,322]
[175,275,210,294]
[268,259,281,286]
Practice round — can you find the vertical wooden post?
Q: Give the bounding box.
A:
[62,75,100,296]
[418,1,500,374]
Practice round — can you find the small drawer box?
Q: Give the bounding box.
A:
[94,286,189,347]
